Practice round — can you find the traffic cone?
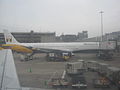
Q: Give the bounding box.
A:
[28,67,32,73]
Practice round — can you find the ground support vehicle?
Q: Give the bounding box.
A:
[49,78,69,88]
[96,51,113,59]
[46,52,70,61]
[106,66,120,90]
[71,74,87,89]
[92,77,110,88]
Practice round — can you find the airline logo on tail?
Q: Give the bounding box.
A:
[6,35,12,42]
[4,30,19,44]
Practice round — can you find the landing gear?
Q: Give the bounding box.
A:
[20,53,34,61]
[46,52,72,62]
[96,51,113,59]
[25,53,35,61]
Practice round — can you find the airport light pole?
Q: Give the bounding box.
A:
[100,11,104,42]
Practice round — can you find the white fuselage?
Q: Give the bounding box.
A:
[15,42,100,52]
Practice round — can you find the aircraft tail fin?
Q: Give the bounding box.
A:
[3,30,19,44]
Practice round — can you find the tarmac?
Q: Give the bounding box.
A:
[13,52,120,90]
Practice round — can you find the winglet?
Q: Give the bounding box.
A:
[3,30,19,44]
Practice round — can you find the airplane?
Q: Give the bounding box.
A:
[1,30,116,60]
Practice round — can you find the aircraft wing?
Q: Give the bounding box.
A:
[0,49,21,90]
[0,49,31,90]
[0,49,52,90]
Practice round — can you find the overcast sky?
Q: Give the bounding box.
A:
[0,0,120,37]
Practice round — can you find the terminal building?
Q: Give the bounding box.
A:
[59,31,88,42]
[1,30,119,43]
[0,30,56,44]
[77,31,88,41]
[60,34,77,42]
[81,31,120,42]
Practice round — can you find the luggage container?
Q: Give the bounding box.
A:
[97,63,110,76]
[66,60,86,76]
[106,67,120,80]
[86,61,99,71]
